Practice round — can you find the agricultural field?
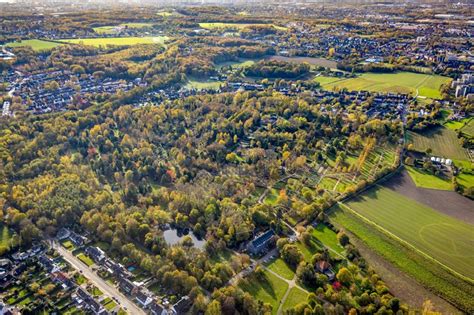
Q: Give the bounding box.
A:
[407,127,470,161]
[93,23,154,34]
[239,270,289,314]
[405,166,453,191]
[6,39,64,51]
[199,22,287,31]
[314,72,451,99]
[329,204,474,313]
[59,36,168,47]
[343,185,474,280]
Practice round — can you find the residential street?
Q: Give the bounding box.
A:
[53,241,145,315]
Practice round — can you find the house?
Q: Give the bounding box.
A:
[135,290,153,309]
[150,302,166,315]
[56,228,71,240]
[247,230,275,255]
[173,296,192,315]
[85,246,106,264]
[75,288,107,315]
[69,232,86,247]
[315,260,335,281]
[119,278,137,295]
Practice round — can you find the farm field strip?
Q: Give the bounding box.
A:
[341,186,474,281]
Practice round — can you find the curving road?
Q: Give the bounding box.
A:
[53,241,145,315]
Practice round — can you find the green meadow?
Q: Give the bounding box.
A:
[59,36,168,47]
[406,166,453,191]
[6,39,64,51]
[315,71,451,99]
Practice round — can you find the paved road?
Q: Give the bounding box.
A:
[53,241,145,315]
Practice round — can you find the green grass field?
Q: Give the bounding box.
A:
[239,270,289,314]
[343,186,474,279]
[407,127,470,161]
[311,224,345,254]
[315,72,451,99]
[61,240,75,250]
[184,79,223,90]
[461,118,474,137]
[265,258,295,280]
[406,166,453,191]
[93,23,154,34]
[0,224,13,249]
[329,204,474,313]
[6,39,64,51]
[215,58,257,69]
[282,287,308,312]
[199,22,287,31]
[457,172,474,190]
[59,36,168,47]
[76,253,95,267]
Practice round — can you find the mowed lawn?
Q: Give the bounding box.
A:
[407,126,470,161]
[315,72,451,99]
[6,39,64,51]
[282,287,308,312]
[265,258,295,280]
[59,36,168,47]
[239,270,289,314]
[343,186,474,279]
[311,224,345,254]
[406,166,453,191]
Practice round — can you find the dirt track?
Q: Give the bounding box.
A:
[382,170,474,225]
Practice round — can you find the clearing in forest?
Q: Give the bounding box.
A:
[6,39,64,51]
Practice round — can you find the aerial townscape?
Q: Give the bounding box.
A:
[0,0,473,314]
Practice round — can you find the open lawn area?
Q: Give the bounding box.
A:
[76,253,94,267]
[314,72,451,99]
[311,224,345,254]
[6,39,64,51]
[215,58,258,69]
[199,22,286,31]
[460,118,474,137]
[0,224,13,248]
[59,36,168,47]
[406,166,453,191]
[407,126,470,161]
[265,258,295,280]
[184,78,223,90]
[61,239,75,250]
[239,270,289,314]
[342,185,474,280]
[282,287,308,312]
